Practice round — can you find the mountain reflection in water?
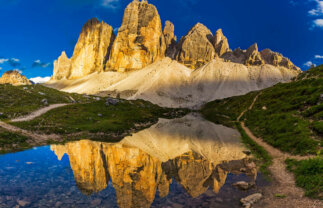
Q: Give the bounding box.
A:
[50,114,257,208]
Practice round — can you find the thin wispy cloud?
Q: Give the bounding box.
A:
[7,58,20,67]
[309,0,323,16]
[304,61,316,67]
[315,55,323,58]
[0,67,2,70]
[32,60,50,68]
[0,58,9,64]
[101,0,120,9]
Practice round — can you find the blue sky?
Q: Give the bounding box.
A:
[0,0,322,79]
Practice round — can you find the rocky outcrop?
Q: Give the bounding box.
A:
[213,29,230,56]
[0,70,31,86]
[175,23,216,69]
[52,52,71,80]
[163,21,177,59]
[53,18,115,80]
[106,0,166,72]
[69,18,115,79]
[260,49,300,71]
[244,43,265,66]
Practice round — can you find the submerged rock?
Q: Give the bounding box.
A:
[240,193,262,208]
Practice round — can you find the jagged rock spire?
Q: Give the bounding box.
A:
[175,23,215,69]
[163,21,177,59]
[214,29,230,57]
[106,0,166,72]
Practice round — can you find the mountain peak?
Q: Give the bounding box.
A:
[0,70,31,86]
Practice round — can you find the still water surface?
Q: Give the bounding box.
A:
[0,114,268,208]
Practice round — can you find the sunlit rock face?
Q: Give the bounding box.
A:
[106,0,166,72]
[53,18,115,80]
[50,140,110,195]
[260,48,300,71]
[52,52,71,80]
[213,29,230,57]
[175,23,216,69]
[51,114,257,207]
[0,70,31,86]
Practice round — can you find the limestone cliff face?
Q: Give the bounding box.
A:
[163,21,177,59]
[0,70,31,86]
[52,52,71,80]
[244,43,265,66]
[105,145,163,208]
[53,18,115,80]
[50,140,110,195]
[50,133,256,206]
[69,18,115,79]
[220,44,300,71]
[106,0,166,72]
[260,49,300,71]
[213,29,230,57]
[175,23,216,69]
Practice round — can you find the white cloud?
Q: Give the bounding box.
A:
[30,76,51,84]
[304,61,316,67]
[315,55,323,58]
[32,59,50,68]
[313,18,323,27]
[101,0,120,9]
[309,0,323,16]
[0,58,8,64]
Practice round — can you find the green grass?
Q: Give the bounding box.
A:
[202,65,323,155]
[0,127,31,154]
[201,91,259,128]
[0,84,93,120]
[236,122,272,176]
[286,158,323,199]
[11,99,188,138]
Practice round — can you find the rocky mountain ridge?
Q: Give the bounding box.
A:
[52,0,300,80]
[0,70,32,86]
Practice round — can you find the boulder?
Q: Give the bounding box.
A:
[163,21,177,59]
[214,29,230,57]
[240,193,263,208]
[106,98,119,106]
[175,23,215,69]
[106,0,166,72]
[0,70,32,86]
[233,181,254,190]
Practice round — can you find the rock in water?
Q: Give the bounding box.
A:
[163,21,177,59]
[175,23,216,69]
[0,70,32,86]
[214,29,230,57]
[53,51,71,80]
[106,0,166,72]
[240,193,262,208]
[69,18,115,79]
[260,49,300,71]
[53,18,115,80]
[245,43,265,66]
